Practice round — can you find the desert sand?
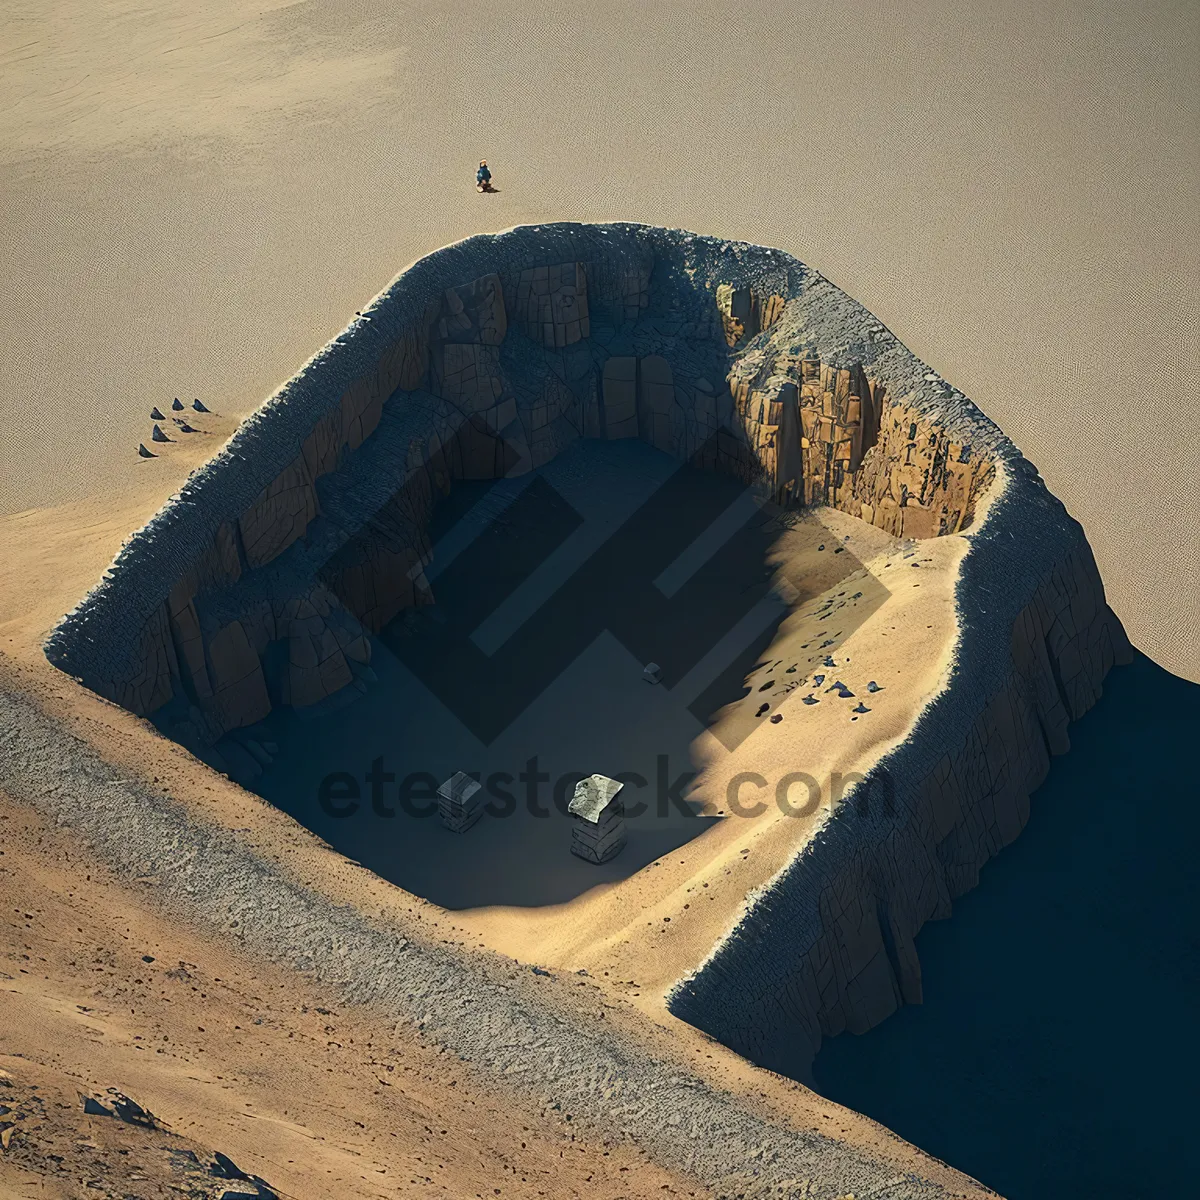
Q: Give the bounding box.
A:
[0,782,709,1200]
[0,2,1196,1196]
[1,0,1197,677]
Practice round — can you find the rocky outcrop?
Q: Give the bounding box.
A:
[668,485,1131,1073]
[49,225,987,746]
[43,218,1128,1107]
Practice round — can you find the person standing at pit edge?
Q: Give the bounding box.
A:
[476,160,493,192]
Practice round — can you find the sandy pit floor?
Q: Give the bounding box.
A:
[231,438,964,1018]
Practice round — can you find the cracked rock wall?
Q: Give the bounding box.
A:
[44,223,1127,1071]
[45,224,999,752]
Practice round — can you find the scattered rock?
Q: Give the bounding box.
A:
[209,1150,249,1180]
[138,443,156,458]
[866,680,882,693]
[149,406,165,420]
[193,398,211,412]
[755,703,769,717]
[78,1093,114,1117]
[151,424,170,443]
[171,397,184,411]
[770,714,783,724]
[852,703,870,713]
[643,661,662,684]
[105,1089,158,1127]
[802,695,819,705]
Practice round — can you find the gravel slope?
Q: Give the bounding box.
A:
[0,685,992,1200]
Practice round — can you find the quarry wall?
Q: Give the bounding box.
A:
[44,222,1128,1069]
[668,497,1131,1070]
[45,223,996,747]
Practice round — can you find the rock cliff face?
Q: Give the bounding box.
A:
[45,222,1128,1067]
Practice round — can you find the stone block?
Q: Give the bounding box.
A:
[569,774,626,864]
[438,771,484,833]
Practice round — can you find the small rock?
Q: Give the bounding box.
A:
[755,703,769,717]
[79,1093,114,1117]
[149,406,165,420]
[193,398,210,412]
[106,1090,157,1127]
[138,444,156,458]
[171,397,184,411]
[852,703,870,713]
[770,714,783,724]
[151,424,170,443]
[643,662,662,684]
[867,680,882,693]
[802,695,819,705]
[209,1151,249,1181]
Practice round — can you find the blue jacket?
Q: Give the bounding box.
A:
[476,165,491,183]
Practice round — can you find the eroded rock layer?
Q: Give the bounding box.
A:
[45,225,999,743]
[44,222,1128,1069]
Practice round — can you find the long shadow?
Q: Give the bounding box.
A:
[247,440,884,909]
[813,651,1200,1199]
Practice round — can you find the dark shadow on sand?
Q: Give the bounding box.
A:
[246,440,883,910]
[813,651,1200,1199]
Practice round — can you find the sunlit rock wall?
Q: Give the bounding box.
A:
[46,223,999,749]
